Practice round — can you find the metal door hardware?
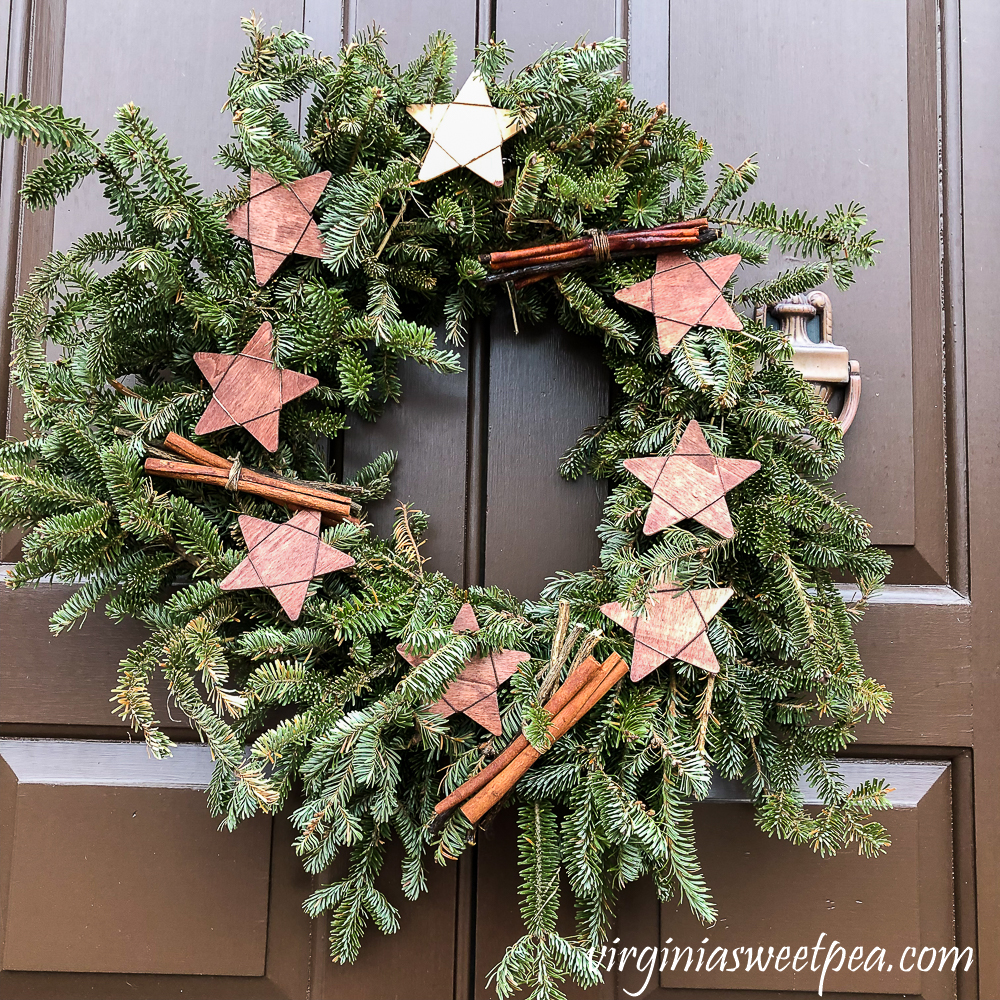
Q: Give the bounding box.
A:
[756,290,862,432]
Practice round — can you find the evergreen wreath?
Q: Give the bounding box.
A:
[1,17,894,999]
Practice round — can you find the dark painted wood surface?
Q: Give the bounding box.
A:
[343,347,471,583]
[475,762,957,999]
[852,599,973,746]
[341,0,478,70]
[496,0,623,69]
[0,742,272,976]
[656,763,954,997]
[0,806,313,998]
[51,0,303,249]
[335,3,480,588]
[0,742,315,998]
[484,311,607,598]
[666,0,919,550]
[961,1,1000,994]
[1,0,65,535]
[0,583,162,729]
[315,842,459,1000]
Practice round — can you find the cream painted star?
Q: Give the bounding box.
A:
[407,73,533,186]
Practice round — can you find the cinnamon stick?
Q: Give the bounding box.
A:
[156,432,356,521]
[488,228,703,270]
[144,457,354,524]
[433,653,605,817]
[479,219,710,269]
[460,652,628,824]
[162,433,352,510]
[482,230,720,287]
[162,431,234,471]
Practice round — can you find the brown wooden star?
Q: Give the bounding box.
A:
[408,73,533,187]
[193,322,318,452]
[601,581,733,680]
[227,169,331,285]
[220,509,355,621]
[397,603,530,735]
[624,420,760,538]
[614,250,744,354]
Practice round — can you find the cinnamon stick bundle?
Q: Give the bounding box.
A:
[144,432,356,525]
[434,652,606,818]
[461,652,627,824]
[433,652,628,826]
[482,219,709,269]
[477,219,719,287]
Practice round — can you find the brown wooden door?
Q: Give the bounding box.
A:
[2,2,997,999]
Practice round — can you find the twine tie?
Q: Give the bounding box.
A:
[588,229,611,264]
[225,454,243,491]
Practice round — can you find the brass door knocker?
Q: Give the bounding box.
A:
[755,290,862,432]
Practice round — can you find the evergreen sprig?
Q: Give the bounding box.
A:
[2,18,891,1000]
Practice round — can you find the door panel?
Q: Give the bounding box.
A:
[475,762,957,1000]
[53,0,303,250]
[0,742,272,976]
[337,2,480,585]
[343,347,471,583]
[0,0,65,479]
[496,0,624,69]
[484,312,608,599]
[0,584,165,731]
[342,0,478,70]
[0,3,470,997]
[313,842,459,999]
[851,597,972,746]
[472,1,976,997]
[0,742,313,998]
[654,763,955,998]
[660,0,946,582]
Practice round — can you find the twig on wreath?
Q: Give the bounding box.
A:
[536,600,576,703]
[373,194,408,260]
[392,502,427,576]
[695,674,716,756]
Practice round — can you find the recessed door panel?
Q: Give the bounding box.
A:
[0,741,271,976]
[496,0,623,68]
[649,0,946,582]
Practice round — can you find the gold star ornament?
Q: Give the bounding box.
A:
[407,73,533,186]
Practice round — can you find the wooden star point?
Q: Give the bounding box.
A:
[615,251,743,354]
[623,420,760,538]
[193,322,318,452]
[601,582,733,681]
[397,602,530,735]
[227,169,331,284]
[220,509,355,621]
[408,73,533,187]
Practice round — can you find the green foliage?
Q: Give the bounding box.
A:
[1,19,891,1000]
